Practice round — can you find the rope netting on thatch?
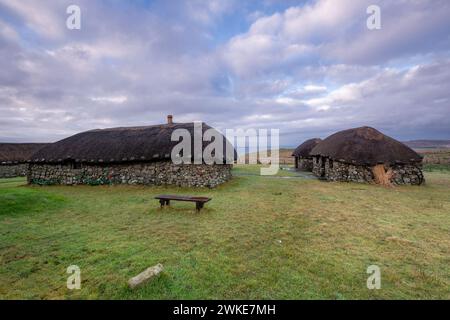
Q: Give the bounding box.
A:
[372,164,393,187]
[310,126,422,166]
[30,122,236,164]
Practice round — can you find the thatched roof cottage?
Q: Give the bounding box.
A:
[29,117,235,187]
[292,138,322,171]
[310,127,424,185]
[0,143,48,178]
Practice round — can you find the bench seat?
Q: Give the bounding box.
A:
[155,195,211,211]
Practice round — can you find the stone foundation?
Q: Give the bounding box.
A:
[0,164,28,178]
[312,156,424,185]
[28,162,233,188]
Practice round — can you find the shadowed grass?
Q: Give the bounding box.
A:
[0,166,449,299]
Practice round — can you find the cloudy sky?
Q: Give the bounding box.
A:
[1,0,449,146]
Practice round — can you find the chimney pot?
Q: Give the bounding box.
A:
[167,115,173,124]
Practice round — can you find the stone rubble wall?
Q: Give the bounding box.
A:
[298,158,314,172]
[312,156,424,185]
[312,156,325,177]
[322,159,374,183]
[28,162,233,188]
[390,164,424,185]
[0,164,28,178]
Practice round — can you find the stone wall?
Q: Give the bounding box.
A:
[390,164,424,185]
[312,156,424,185]
[28,161,233,188]
[312,156,325,178]
[0,164,28,178]
[321,158,374,183]
[297,158,314,171]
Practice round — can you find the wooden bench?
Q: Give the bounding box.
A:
[155,195,212,212]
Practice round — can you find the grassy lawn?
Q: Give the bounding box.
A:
[424,163,450,173]
[0,165,449,299]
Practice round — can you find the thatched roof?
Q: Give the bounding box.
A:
[31,122,236,164]
[0,143,49,164]
[310,127,422,165]
[292,138,322,158]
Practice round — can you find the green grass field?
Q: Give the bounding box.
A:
[0,166,449,299]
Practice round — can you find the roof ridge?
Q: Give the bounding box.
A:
[86,122,201,132]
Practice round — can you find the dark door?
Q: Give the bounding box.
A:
[320,158,326,177]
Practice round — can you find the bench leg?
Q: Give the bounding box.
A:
[159,199,165,208]
[196,202,204,212]
[165,200,170,207]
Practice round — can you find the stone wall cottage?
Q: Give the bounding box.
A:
[292,138,322,171]
[309,127,425,185]
[0,143,48,178]
[28,117,235,188]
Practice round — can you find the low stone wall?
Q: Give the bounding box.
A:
[321,159,375,183]
[390,164,424,185]
[298,158,314,171]
[0,164,28,178]
[28,162,233,188]
[312,157,424,185]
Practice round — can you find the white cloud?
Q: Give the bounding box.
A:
[223,0,365,75]
[224,0,450,75]
[0,18,19,42]
[303,82,363,108]
[185,0,235,25]
[0,0,66,39]
[304,85,327,93]
[91,96,128,104]
[0,0,449,144]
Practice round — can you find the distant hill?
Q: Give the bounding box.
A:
[403,140,450,149]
